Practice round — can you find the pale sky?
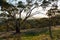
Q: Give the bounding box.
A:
[21,0,60,19]
[7,0,26,6]
[0,0,60,19]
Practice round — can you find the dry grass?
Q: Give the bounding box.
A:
[0,26,60,40]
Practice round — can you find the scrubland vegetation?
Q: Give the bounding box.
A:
[0,15,60,40]
[0,0,60,40]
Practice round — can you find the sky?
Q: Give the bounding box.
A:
[20,0,60,19]
[7,0,26,6]
[1,0,48,19]
[0,0,60,19]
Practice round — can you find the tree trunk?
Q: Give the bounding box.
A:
[49,25,53,39]
[48,18,53,39]
[6,20,9,32]
[7,22,9,32]
[15,19,20,33]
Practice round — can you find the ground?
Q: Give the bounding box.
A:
[0,26,60,40]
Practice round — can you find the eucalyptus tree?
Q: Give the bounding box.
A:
[46,0,58,39]
[40,0,59,39]
[0,0,41,33]
[16,0,40,33]
[0,0,15,32]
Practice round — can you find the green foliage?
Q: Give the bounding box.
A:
[0,0,14,8]
[23,31,39,36]
[0,15,60,31]
[17,1,25,8]
[26,0,32,3]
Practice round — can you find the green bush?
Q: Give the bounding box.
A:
[23,31,39,36]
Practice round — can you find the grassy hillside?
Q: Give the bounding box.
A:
[0,26,60,40]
